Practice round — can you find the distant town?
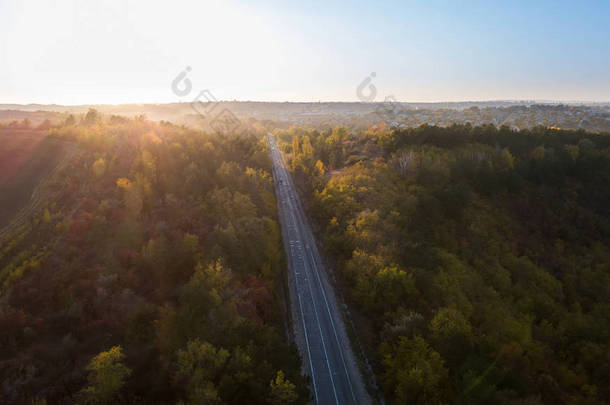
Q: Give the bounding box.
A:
[1,101,609,133]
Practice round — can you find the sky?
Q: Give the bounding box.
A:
[1,0,609,104]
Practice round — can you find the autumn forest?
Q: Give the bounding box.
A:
[1,106,609,404]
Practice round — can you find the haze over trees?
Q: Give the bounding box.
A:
[284,123,610,404]
[2,105,609,404]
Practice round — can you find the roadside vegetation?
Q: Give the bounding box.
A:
[282,123,610,404]
[0,110,308,404]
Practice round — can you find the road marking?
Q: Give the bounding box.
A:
[283,160,357,402]
[269,134,347,405]
[296,240,340,405]
[290,233,320,404]
[305,243,357,403]
[296,279,319,404]
[288,183,355,403]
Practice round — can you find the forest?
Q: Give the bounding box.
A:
[0,110,309,404]
[282,123,610,404]
[2,109,610,404]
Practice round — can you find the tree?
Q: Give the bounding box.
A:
[116,177,146,217]
[42,208,51,223]
[315,160,325,175]
[92,158,106,177]
[326,126,348,168]
[396,150,415,176]
[429,307,473,366]
[20,118,32,129]
[381,336,448,404]
[65,114,76,126]
[301,135,313,158]
[495,147,515,171]
[269,370,298,405]
[292,136,300,156]
[37,119,52,130]
[371,266,416,314]
[202,259,233,291]
[429,307,472,342]
[80,346,132,404]
[83,108,101,126]
[329,126,348,143]
[175,339,230,404]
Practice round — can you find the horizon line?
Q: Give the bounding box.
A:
[1,99,610,107]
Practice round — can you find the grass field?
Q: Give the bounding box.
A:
[0,129,72,228]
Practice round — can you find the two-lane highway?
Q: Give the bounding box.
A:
[268,134,370,404]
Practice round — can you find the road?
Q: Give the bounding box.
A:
[268,134,370,404]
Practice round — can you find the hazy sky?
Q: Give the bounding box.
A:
[1,0,609,104]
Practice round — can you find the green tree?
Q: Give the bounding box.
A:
[371,266,416,314]
[429,307,472,342]
[429,307,473,366]
[495,147,515,171]
[175,339,230,404]
[381,336,448,404]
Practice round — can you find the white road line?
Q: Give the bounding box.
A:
[274,157,320,404]
[295,236,340,405]
[270,134,347,404]
[285,159,356,402]
[285,172,352,402]
[305,244,357,403]
[295,270,319,404]
[287,194,340,404]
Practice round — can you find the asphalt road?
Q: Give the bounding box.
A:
[268,134,370,405]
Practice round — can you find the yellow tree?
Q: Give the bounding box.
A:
[301,135,313,158]
[292,136,300,156]
[92,158,106,177]
[269,370,298,404]
[80,346,131,404]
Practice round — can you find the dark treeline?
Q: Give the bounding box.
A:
[282,124,610,404]
[0,111,308,404]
